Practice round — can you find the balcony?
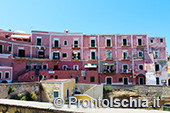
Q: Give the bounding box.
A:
[105,57,113,61]
[121,44,130,48]
[72,44,80,49]
[0,50,11,54]
[88,44,97,49]
[105,46,112,49]
[120,69,132,74]
[13,54,49,60]
[121,57,130,61]
[103,69,115,73]
[137,44,145,47]
[52,44,61,49]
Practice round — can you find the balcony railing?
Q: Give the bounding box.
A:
[103,69,115,73]
[72,44,80,49]
[52,44,61,49]
[13,54,49,59]
[106,57,113,61]
[120,69,132,73]
[0,50,11,54]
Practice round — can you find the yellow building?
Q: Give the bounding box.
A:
[40,79,75,102]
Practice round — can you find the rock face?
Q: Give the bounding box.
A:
[108,91,139,98]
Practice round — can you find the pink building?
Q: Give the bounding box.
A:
[0,29,168,85]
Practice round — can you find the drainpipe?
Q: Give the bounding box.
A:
[131,35,135,85]
[115,35,118,73]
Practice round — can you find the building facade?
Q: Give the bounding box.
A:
[0,29,168,85]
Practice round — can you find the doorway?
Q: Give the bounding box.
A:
[168,79,170,86]
[139,77,144,85]
[123,77,128,85]
[106,77,112,85]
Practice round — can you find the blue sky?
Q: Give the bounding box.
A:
[0,0,170,53]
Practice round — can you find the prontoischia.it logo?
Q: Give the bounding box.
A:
[53,97,160,108]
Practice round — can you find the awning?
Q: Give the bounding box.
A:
[11,35,30,39]
[103,63,115,66]
[84,63,97,68]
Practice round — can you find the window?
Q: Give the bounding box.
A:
[73,65,79,70]
[106,38,111,47]
[38,50,44,58]
[160,39,163,43]
[151,39,153,43]
[119,78,123,82]
[91,51,96,60]
[84,77,86,80]
[36,37,42,46]
[44,76,46,79]
[156,77,159,85]
[54,91,59,98]
[155,64,160,72]
[73,40,79,48]
[0,45,3,53]
[55,76,58,79]
[138,38,142,46]
[0,72,2,79]
[106,66,113,70]
[54,65,59,70]
[8,46,11,52]
[5,72,9,78]
[50,76,53,78]
[90,76,95,82]
[154,52,159,58]
[123,51,128,59]
[64,40,67,46]
[43,65,47,70]
[26,65,31,70]
[123,64,128,72]
[123,38,127,46]
[90,38,96,47]
[139,65,143,70]
[53,52,60,60]
[62,53,67,58]
[72,51,80,60]
[5,35,9,38]
[31,76,34,80]
[138,51,143,57]
[106,50,112,59]
[63,65,68,70]
[18,49,25,57]
[54,39,59,47]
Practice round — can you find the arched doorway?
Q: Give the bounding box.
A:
[168,79,170,86]
[137,74,146,85]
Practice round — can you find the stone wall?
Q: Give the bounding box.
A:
[104,85,170,99]
[0,82,40,101]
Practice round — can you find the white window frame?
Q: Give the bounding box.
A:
[106,38,112,47]
[73,65,79,70]
[0,71,2,79]
[122,50,128,59]
[90,49,96,60]
[122,64,129,71]
[53,38,59,47]
[63,40,68,46]
[73,39,79,47]
[52,51,60,59]
[63,65,68,70]
[54,90,60,98]
[160,38,163,43]
[31,75,34,80]
[137,37,142,46]
[138,64,144,70]
[155,64,160,72]
[105,76,112,84]
[122,38,127,46]
[90,37,96,47]
[36,36,42,46]
[4,71,10,79]
[37,49,44,58]
[154,51,159,58]
[42,64,48,70]
[17,47,25,57]
[62,52,68,59]
[8,45,12,52]
[106,50,112,59]
[138,51,143,57]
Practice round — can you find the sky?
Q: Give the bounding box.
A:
[0,0,170,53]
